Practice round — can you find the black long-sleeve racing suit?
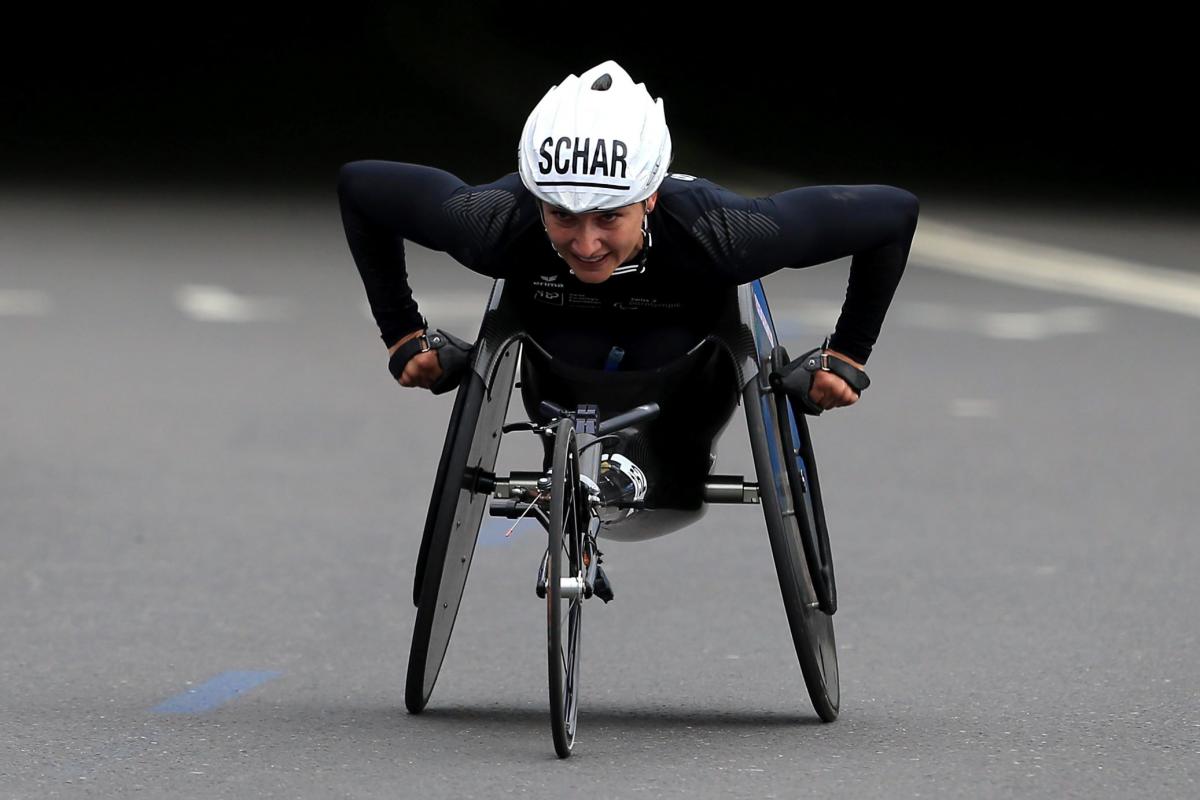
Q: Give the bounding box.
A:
[339,160,919,507]
[338,160,919,371]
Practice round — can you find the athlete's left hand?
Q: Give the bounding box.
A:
[807,349,864,411]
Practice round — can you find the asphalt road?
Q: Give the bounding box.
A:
[2,184,1198,798]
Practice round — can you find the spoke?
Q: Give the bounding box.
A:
[549,423,587,751]
[565,608,579,733]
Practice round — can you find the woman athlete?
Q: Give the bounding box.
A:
[339,60,917,415]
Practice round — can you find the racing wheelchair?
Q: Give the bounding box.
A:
[405,279,841,758]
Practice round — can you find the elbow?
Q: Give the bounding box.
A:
[887,187,920,239]
[895,187,920,231]
[868,184,919,236]
[337,161,371,205]
[907,189,920,224]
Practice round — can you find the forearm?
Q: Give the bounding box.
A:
[337,160,470,346]
[339,193,424,346]
[706,183,919,364]
[827,229,916,364]
[768,185,919,364]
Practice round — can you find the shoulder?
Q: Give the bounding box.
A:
[655,172,776,241]
[652,173,792,275]
[655,173,766,233]
[655,172,743,211]
[337,162,537,216]
[442,173,543,270]
[444,171,535,213]
[440,172,541,239]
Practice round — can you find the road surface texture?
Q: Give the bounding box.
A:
[2,182,1197,798]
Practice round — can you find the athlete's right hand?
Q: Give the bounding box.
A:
[388,329,445,390]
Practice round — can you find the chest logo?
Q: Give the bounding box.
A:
[533,289,564,306]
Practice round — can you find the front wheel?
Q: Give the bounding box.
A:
[547,418,585,758]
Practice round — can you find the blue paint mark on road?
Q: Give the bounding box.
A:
[152,670,282,714]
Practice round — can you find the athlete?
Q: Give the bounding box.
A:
[339,60,918,418]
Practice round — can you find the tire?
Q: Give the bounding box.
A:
[744,380,840,722]
[405,342,519,714]
[547,418,584,758]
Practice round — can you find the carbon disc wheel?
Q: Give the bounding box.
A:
[745,380,840,721]
[405,342,519,714]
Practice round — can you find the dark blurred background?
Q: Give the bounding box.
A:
[3,6,1195,207]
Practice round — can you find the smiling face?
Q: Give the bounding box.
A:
[540,193,658,283]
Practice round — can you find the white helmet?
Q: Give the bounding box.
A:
[518,60,672,213]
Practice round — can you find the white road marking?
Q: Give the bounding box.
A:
[782,301,1103,341]
[0,290,52,316]
[979,312,1051,340]
[914,219,1200,319]
[176,285,289,322]
[950,398,998,418]
[898,303,1104,340]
